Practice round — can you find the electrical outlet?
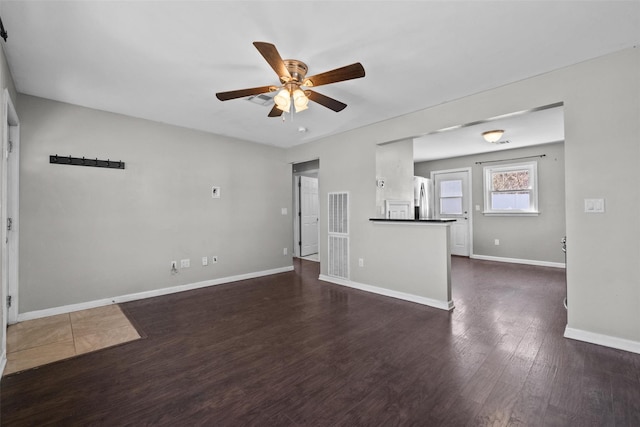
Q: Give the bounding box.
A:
[283,247,288,255]
[180,259,190,268]
[281,207,287,215]
[494,239,500,246]
[212,256,218,264]
[202,256,208,266]
[358,258,364,267]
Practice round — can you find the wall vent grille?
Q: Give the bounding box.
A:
[328,192,348,235]
[246,93,274,106]
[328,192,349,279]
[328,235,349,279]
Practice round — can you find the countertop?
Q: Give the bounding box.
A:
[369,218,456,223]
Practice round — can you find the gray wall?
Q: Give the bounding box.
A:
[415,142,565,263]
[18,95,293,313]
[375,139,414,217]
[287,47,640,346]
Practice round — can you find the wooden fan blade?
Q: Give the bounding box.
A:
[253,42,291,80]
[306,90,347,112]
[268,105,284,117]
[216,86,275,101]
[304,63,365,87]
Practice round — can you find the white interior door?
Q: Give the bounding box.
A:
[433,169,471,256]
[300,176,319,256]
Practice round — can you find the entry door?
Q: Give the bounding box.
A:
[433,169,471,256]
[300,176,319,256]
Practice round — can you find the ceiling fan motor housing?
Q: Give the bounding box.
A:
[281,60,309,86]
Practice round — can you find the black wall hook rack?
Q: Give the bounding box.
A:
[50,155,125,170]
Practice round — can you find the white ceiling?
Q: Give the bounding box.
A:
[413,104,565,162]
[0,1,638,149]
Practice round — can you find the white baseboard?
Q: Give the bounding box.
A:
[17,265,294,322]
[564,326,640,355]
[470,254,565,269]
[318,274,454,311]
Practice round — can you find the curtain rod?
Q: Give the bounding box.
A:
[475,154,546,165]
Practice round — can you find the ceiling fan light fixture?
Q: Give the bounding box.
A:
[294,103,309,113]
[482,129,505,143]
[276,101,290,113]
[274,89,291,112]
[274,89,290,107]
[292,89,309,108]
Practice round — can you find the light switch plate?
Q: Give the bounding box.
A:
[584,198,605,213]
[211,186,221,198]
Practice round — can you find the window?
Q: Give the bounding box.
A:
[439,179,463,215]
[483,161,538,215]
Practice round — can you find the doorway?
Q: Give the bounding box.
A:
[432,168,472,256]
[299,176,319,257]
[293,160,320,260]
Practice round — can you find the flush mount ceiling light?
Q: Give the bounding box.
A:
[482,129,505,143]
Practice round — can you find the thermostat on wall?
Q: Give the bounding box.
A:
[212,186,221,198]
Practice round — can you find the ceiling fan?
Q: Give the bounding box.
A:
[216,42,365,117]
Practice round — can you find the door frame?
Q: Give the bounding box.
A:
[292,167,320,259]
[1,89,19,372]
[3,89,19,325]
[431,167,473,256]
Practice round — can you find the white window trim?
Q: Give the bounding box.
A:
[483,161,539,216]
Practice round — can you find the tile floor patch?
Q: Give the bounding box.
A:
[5,341,76,375]
[74,325,141,355]
[4,305,141,376]
[6,313,73,353]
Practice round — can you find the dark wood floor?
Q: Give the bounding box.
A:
[2,257,640,426]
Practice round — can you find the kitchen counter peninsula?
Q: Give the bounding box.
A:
[369,218,455,223]
[344,217,455,312]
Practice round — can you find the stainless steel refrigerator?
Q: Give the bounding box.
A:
[413,176,434,219]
